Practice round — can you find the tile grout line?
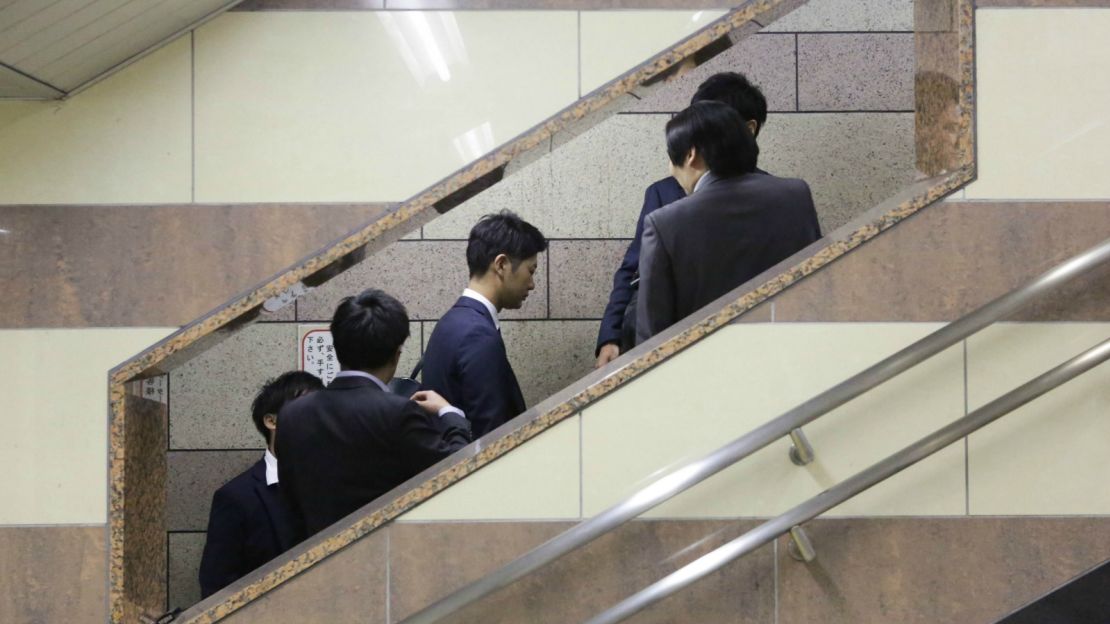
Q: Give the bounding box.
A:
[191,31,196,204]
[964,339,970,516]
[576,11,582,100]
[579,413,584,519]
[793,33,800,112]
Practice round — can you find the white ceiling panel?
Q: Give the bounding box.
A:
[0,0,240,97]
[0,62,64,98]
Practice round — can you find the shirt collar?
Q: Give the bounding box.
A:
[264,449,279,486]
[334,369,390,392]
[462,288,500,330]
[692,170,716,194]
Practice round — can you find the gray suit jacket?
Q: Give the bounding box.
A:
[636,171,821,344]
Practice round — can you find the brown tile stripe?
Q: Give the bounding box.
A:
[133,0,977,621]
[777,517,1110,623]
[773,201,1110,321]
[0,203,393,328]
[0,525,107,623]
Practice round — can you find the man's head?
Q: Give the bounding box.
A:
[691,71,768,138]
[915,70,963,177]
[466,210,548,311]
[666,100,759,194]
[330,289,411,376]
[251,370,323,450]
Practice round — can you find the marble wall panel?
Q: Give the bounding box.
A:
[0,203,390,328]
[626,32,798,113]
[167,451,262,531]
[0,526,107,624]
[295,240,548,321]
[169,324,298,450]
[759,112,916,232]
[798,33,916,111]
[771,201,1110,322]
[761,0,914,31]
[389,519,773,623]
[548,239,631,319]
[501,320,598,406]
[169,532,207,611]
[777,517,1110,623]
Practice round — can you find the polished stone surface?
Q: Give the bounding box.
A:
[295,240,549,321]
[548,239,631,319]
[762,0,914,31]
[777,517,1110,623]
[170,533,208,611]
[798,33,915,111]
[501,320,598,406]
[390,519,773,623]
[771,201,1110,321]
[170,324,298,450]
[0,203,390,328]
[168,451,262,531]
[626,32,798,113]
[0,525,107,624]
[759,112,916,232]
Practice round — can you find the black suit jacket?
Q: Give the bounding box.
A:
[636,172,821,343]
[275,376,471,537]
[422,297,527,437]
[198,459,300,598]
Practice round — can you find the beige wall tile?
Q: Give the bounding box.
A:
[0,327,175,524]
[0,36,191,204]
[966,9,1110,199]
[399,415,581,520]
[193,11,577,202]
[582,324,966,518]
[580,10,728,95]
[967,323,1110,514]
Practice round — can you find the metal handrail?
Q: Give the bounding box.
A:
[587,335,1110,623]
[399,237,1110,624]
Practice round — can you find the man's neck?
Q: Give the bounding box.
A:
[341,366,396,384]
[466,279,502,312]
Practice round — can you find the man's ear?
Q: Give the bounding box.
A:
[746,119,759,137]
[393,345,403,366]
[492,253,510,276]
[262,413,277,432]
[685,146,698,168]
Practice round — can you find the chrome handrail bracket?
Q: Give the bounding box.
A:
[788,428,816,466]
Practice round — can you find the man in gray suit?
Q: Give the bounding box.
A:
[636,101,821,344]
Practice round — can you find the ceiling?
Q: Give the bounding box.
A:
[0,0,242,99]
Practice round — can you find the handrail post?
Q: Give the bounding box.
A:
[787,428,815,465]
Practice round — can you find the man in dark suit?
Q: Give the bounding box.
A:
[276,289,471,537]
[596,72,774,368]
[422,210,548,438]
[636,100,821,343]
[198,370,323,598]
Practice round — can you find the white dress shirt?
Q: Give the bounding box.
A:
[263,449,279,486]
[334,369,465,419]
[462,288,500,331]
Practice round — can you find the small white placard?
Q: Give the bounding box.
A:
[131,375,168,404]
[299,324,338,385]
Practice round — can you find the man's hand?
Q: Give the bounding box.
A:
[411,390,451,415]
[595,343,620,369]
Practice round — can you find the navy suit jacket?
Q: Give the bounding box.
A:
[422,297,527,437]
[198,459,300,599]
[597,176,686,353]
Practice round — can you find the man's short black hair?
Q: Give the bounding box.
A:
[330,289,411,371]
[666,100,759,177]
[691,72,768,137]
[466,210,548,278]
[251,370,323,442]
